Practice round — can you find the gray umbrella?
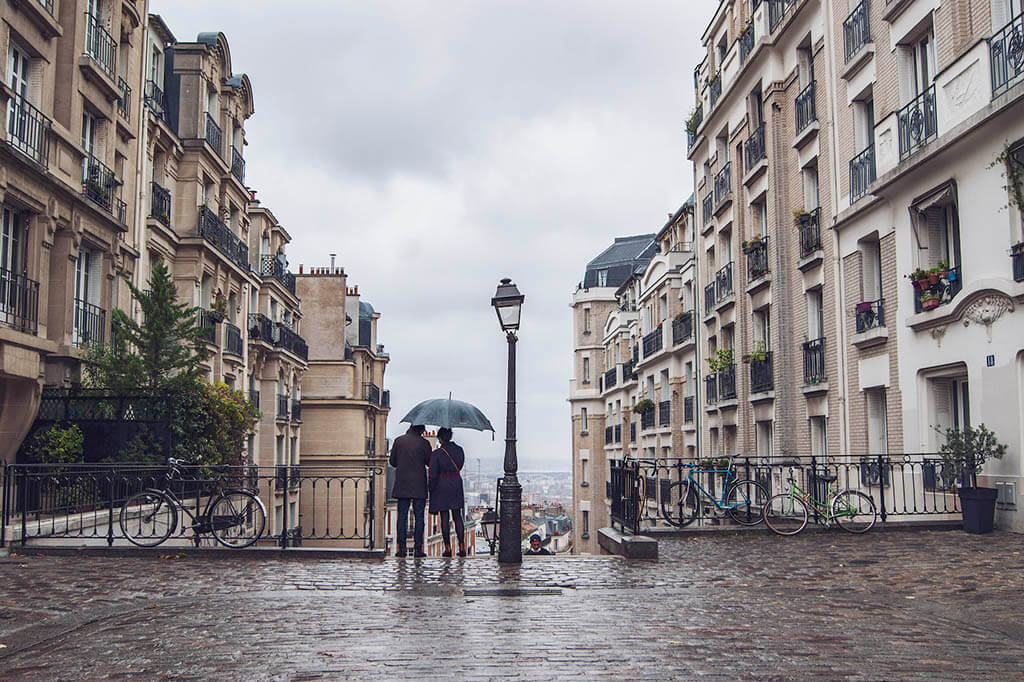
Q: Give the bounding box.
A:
[400,396,495,433]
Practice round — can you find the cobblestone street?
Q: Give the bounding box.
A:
[1,530,1022,680]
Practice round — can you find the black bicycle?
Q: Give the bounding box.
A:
[119,458,267,548]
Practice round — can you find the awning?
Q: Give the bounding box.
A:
[912,181,957,213]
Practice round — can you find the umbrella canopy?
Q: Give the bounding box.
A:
[400,397,495,432]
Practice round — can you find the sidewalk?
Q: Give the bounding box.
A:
[1,529,1022,679]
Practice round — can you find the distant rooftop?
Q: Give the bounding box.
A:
[582,234,657,289]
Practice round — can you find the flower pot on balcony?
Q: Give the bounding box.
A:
[958,487,998,534]
[920,295,940,311]
[207,310,225,323]
[912,278,929,291]
[928,272,940,285]
[855,301,874,314]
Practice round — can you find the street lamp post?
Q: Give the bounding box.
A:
[491,278,524,564]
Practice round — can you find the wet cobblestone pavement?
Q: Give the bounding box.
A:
[1,529,1023,680]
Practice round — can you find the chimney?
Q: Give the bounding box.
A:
[330,253,336,270]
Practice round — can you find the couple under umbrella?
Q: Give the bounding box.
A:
[389,396,493,558]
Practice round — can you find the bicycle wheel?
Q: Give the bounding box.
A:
[725,479,769,526]
[659,480,699,528]
[831,490,876,534]
[209,490,266,548]
[764,493,808,536]
[120,491,177,547]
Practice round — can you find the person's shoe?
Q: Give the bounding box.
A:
[442,546,452,558]
[414,550,427,558]
[457,547,467,558]
[395,549,407,558]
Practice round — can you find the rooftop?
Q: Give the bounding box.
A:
[582,234,658,289]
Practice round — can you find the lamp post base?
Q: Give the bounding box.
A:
[498,474,522,564]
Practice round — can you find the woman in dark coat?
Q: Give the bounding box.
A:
[428,427,466,557]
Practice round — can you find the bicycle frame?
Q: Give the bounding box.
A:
[685,464,744,510]
[782,481,847,523]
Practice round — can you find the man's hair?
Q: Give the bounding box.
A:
[409,424,426,435]
[530,534,541,543]
[437,427,453,443]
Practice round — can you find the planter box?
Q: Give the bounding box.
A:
[958,487,997,534]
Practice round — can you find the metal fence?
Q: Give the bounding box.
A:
[1,462,381,550]
[609,454,962,535]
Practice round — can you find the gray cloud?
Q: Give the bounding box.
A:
[152,0,714,471]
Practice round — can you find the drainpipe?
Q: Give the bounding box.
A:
[694,193,703,462]
[132,1,152,307]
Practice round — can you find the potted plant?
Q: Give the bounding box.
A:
[706,355,720,373]
[716,348,734,368]
[938,424,1007,534]
[633,398,655,414]
[919,291,940,311]
[209,292,228,322]
[990,142,1024,221]
[927,266,942,286]
[855,300,875,314]
[907,268,929,291]
[685,108,701,137]
[749,340,767,363]
[793,209,813,228]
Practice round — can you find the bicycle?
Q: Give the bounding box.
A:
[763,468,877,536]
[658,457,769,527]
[119,458,267,548]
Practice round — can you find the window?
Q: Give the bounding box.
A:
[907,31,935,98]
[748,86,764,127]
[659,294,668,322]
[807,289,823,340]
[580,407,588,433]
[274,505,283,533]
[798,43,814,88]
[853,97,875,153]
[756,421,773,458]
[860,239,882,302]
[596,269,608,287]
[865,388,888,454]
[803,165,820,209]
[754,308,770,350]
[275,435,284,466]
[81,111,97,183]
[7,41,30,101]
[810,416,827,455]
[149,45,162,85]
[75,247,101,306]
[752,200,768,237]
[289,502,297,528]
[290,436,298,465]
[1,208,26,275]
[582,511,589,536]
[913,190,961,271]
[928,374,970,449]
[582,357,590,384]
[583,307,591,333]
[581,459,588,484]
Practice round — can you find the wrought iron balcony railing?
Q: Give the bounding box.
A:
[708,72,722,110]
[224,321,243,356]
[73,298,105,348]
[231,147,245,184]
[197,205,250,271]
[672,311,693,345]
[382,390,391,408]
[275,322,308,360]
[365,382,381,405]
[799,208,822,256]
[897,85,937,161]
[150,181,171,226]
[704,282,716,315]
[714,162,732,205]
[276,393,289,420]
[750,352,774,393]
[603,367,617,390]
[913,266,963,313]
[744,123,766,170]
[247,312,276,344]
[260,254,297,294]
[642,327,663,357]
[855,298,884,333]
[702,192,714,227]
[683,396,694,423]
[84,13,116,78]
[82,155,122,218]
[204,111,222,156]
[803,337,825,385]
[746,237,770,280]
[1013,242,1024,282]
[117,77,131,121]
[687,104,703,150]
[0,266,40,335]
[991,11,1024,99]
[716,262,734,301]
[718,363,737,400]
[768,0,795,33]
[843,0,871,63]
[738,23,755,64]
[850,144,876,203]
[658,400,670,426]
[197,308,217,343]
[5,94,50,168]
[144,80,168,120]
[365,438,376,455]
[795,80,816,133]
[640,406,655,430]
[705,374,718,404]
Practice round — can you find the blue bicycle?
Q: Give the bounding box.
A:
[658,457,768,527]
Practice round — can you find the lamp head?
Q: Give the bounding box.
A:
[491,278,524,332]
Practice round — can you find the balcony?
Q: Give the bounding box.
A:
[795,81,817,134]
[116,77,131,122]
[231,147,245,184]
[276,322,308,361]
[843,0,871,64]
[5,94,50,168]
[750,352,774,394]
[144,80,168,121]
[82,155,125,221]
[197,308,217,344]
[708,72,722,110]
[640,406,655,430]
[913,266,963,314]
[603,367,617,390]
[72,298,105,348]
[260,254,297,295]
[224,321,243,356]
[383,390,391,408]
[705,374,718,405]
[0,267,40,335]
[672,312,693,345]
[855,299,885,333]
[364,383,381,405]
[743,124,766,173]
[291,399,302,423]
[803,337,825,385]
[83,13,116,80]
[248,389,260,410]
[718,364,737,401]
[849,144,876,203]
[276,394,289,421]
[704,282,716,316]
[197,205,250,271]
[715,262,734,303]
[687,104,702,151]
[641,327,663,358]
[714,162,731,207]
[798,208,822,257]
[1013,242,1024,282]
[768,0,795,33]
[738,22,755,64]
[247,312,276,344]
[745,237,769,281]
[204,112,222,157]
[702,192,714,229]
[683,396,694,423]
[658,400,670,427]
[150,181,171,227]
[622,359,636,382]
[897,85,937,161]
[990,11,1024,99]
[614,424,621,443]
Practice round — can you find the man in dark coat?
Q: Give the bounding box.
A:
[389,424,431,557]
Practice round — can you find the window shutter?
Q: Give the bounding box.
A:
[991,0,1008,33]
[87,250,102,305]
[925,208,947,268]
[861,246,880,300]
[931,379,953,447]
[867,390,888,454]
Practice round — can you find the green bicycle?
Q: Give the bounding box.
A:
[764,469,877,536]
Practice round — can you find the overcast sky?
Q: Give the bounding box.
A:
[152,0,714,472]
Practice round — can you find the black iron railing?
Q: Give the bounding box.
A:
[714,162,731,205]
[5,94,50,168]
[82,155,120,216]
[84,13,116,78]
[702,192,713,227]
[604,367,617,390]
[73,298,105,348]
[260,255,296,295]
[0,267,40,335]
[683,396,694,423]
[382,390,391,408]
[291,399,302,422]
[365,438,377,455]
[197,205,250,271]
[855,298,884,333]
[276,393,289,420]
[247,312,276,344]
[224,322,243,356]
[704,282,716,315]
[744,123,766,170]
[738,23,755,63]
[843,0,871,63]
[687,104,703,150]
[117,77,131,121]
[197,308,217,343]
[768,0,795,33]
[1013,242,1024,282]
[795,80,816,133]
[898,85,937,161]
[750,352,774,393]
[248,389,260,410]
[275,322,308,361]
[709,72,722,109]
[364,383,381,405]
[990,11,1024,99]
[850,144,875,203]
[705,374,718,404]
[803,337,825,384]
[718,364,737,400]
[716,262,734,301]
[144,80,167,120]
[37,0,55,16]
[640,406,655,430]
[672,312,693,345]
[658,400,670,426]
[230,147,245,184]
[913,266,963,313]
[746,237,770,280]
[150,181,171,226]
[642,327,663,357]
[204,112,223,156]
[799,208,821,256]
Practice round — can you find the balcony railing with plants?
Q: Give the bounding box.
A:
[197,308,217,343]
[603,367,617,390]
[150,181,171,226]
[683,396,694,423]
[144,80,168,120]
[224,321,243,356]
[204,111,222,157]
[738,22,755,64]
[714,162,732,205]
[0,267,40,335]
[686,104,702,150]
[117,77,131,121]
[797,208,821,256]
[909,264,962,314]
[702,192,714,227]
[197,205,250,271]
[276,393,289,421]
[990,10,1024,99]
[768,0,795,33]
[745,236,769,280]
[705,374,718,405]
[854,298,884,333]
[82,155,123,220]
[658,400,670,426]
[704,282,716,315]
[84,13,116,79]
[744,123,766,171]
[260,254,297,294]
[718,363,737,400]
[276,322,309,361]
[898,85,937,161]
[715,261,734,302]
[73,298,105,348]
[1013,242,1024,282]
[843,0,871,63]
[5,94,50,168]
[672,311,693,345]
[803,337,825,385]
[850,144,876,203]
[231,147,245,184]
[795,80,816,133]
[642,327,663,357]
[247,312,276,344]
[639,403,655,430]
[750,351,774,393]
[708,71,722,110]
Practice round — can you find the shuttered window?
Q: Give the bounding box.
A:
[866,388,888,454]
[861,241,882,301]
[1,208,26,274]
